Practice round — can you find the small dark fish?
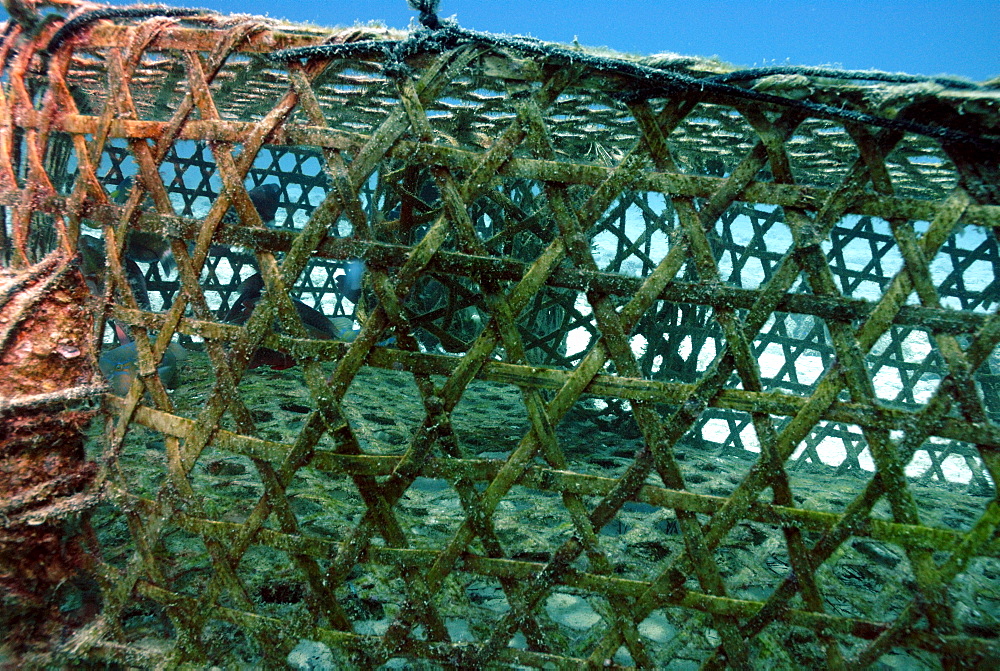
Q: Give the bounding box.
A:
[78,234,151,310]
[124,257,151,311]
[248,183,281,225]
[221,272,359,369]
[220,273,265,325]
[78,234,106,295]
[222,182,282,227]
[126,230,171,266]
[107,176,175,272]
[99,331,187,396]
[210,183,282,269]
[222,273,341,339]
[335,259,365,303]
[245,347,296,371]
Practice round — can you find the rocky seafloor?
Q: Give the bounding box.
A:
[79,349,1000,669]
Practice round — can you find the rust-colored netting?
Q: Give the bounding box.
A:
[1,0,999,667]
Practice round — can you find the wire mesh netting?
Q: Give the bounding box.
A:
[1,1,999,668]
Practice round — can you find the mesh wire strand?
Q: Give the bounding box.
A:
[0,2,999,668]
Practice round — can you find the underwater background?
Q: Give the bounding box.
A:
[2,0,998,80]
[1,1,999,667]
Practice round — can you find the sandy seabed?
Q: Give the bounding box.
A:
[80,351,999,669]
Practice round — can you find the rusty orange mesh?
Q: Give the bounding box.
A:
[0,1,999,667]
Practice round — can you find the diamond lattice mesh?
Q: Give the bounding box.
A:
[1,2,999,668]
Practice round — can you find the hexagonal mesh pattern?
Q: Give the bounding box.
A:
[1,2,999,667]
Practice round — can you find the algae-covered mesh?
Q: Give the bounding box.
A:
[0,0,999,667]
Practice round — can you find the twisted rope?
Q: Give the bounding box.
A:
[44,5,217,54]
[267,11,999,152]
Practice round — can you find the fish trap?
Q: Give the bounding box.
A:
[1,0,999,667]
